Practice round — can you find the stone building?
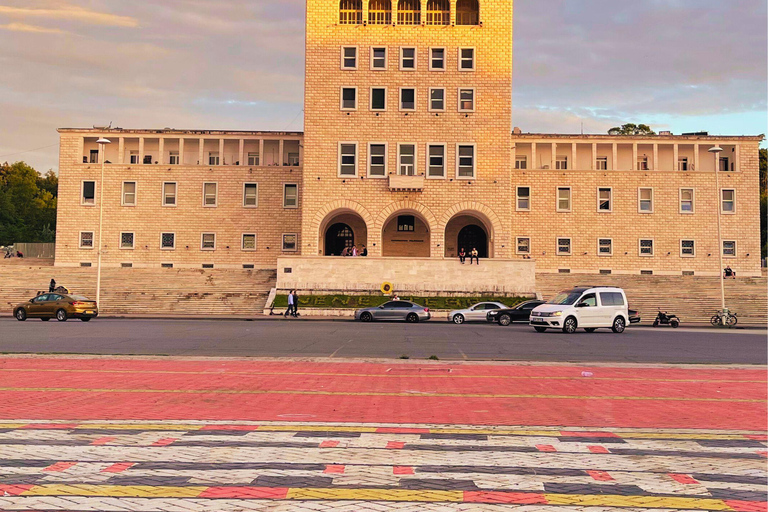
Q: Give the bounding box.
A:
[54,0,764,294]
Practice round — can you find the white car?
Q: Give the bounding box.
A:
[449,302,507,324]
[530,287,629,334]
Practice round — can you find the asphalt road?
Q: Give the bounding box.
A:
[0,317,764,364]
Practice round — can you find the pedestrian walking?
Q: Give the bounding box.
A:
[458,248,466,264]
[292,290,300,317]
[285,291,295,317]
[49,279,56,293]
[470,248,479,265]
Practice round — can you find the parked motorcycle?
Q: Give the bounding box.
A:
[653,311,680,328]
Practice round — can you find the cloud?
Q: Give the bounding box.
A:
[0,22,66,34]
[0,4,137,27]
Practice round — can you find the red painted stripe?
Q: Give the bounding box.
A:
[386,441,405,449]
[464,491,548,504]
[323,464,345,474]
[393,466,414,475]
[724,501,768,512]
[198,487,289,499]
[151,438,177,447]
[669,473,699,485]
[90,436,115,446]
[102,462,135,473]
[535,444,556,452]
[376,427,430,434]
[745,434,768,441]
[587,470,614,481]
[588,445,610,454]
[757,451,768,458]
[0,484,34,496]
[319,440,339,448]
[201,424,259,431]
[43,462,77,472]
[21,423,78,430]
[560,431,619,438]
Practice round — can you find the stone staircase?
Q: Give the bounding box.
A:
[536,273,767,324]
[0,264,276,316]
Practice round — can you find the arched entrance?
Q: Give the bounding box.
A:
[325,223,354,256]
[458,225,488,258]
[381,211,431,257]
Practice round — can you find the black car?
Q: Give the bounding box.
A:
[487,300,545,326]
[629,309,641,324]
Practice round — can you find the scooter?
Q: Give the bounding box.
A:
[653,311,680,328]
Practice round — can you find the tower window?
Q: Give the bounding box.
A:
[426,0,450,25]
[456,0,479,25]
[339,0,363,24]
[397,0,421,25]
[368,0,392,24]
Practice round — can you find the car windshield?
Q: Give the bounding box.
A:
[70,295,91,301]
[548,291,582,305]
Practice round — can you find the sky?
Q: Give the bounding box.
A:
[0,0,766,172]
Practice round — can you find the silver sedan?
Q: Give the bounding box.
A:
[448,302,507,324]
[355,300,431,323]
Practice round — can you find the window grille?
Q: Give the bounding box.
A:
[339,0,363,24]
[368,0,392,24]
[426,0,449,25]
[397,0,421,24]
[456,0,479,25]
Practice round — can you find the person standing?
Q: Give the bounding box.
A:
[49,279,56,293]
[285,291,295,317]
[459,248,466,264]
[470,248,479,265]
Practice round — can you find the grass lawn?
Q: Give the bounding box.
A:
[273,294,530,310]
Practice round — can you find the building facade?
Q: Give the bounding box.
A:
[55,0,764,279]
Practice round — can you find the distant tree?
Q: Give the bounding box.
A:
[0,161,58,246]
[608,123,656,136]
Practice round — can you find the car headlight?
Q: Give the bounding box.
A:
[553,311,563,317]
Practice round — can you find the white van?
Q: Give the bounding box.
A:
[530,287,629,334]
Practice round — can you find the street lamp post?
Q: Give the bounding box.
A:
[95,137,111,308]
[708,145,725,313]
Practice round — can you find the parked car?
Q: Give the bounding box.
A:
[449,302,506,324]
[629,309,642,325]
[14,293,98,322]
[530,287,629,334]
[487,300,546,326]
[355,300,430,323]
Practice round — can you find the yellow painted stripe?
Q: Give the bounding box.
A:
[286,488,464,502]
[0,386,760,403]
[21,484,207,498]
[620,432,750,440]
[72,423,203,431]
[2,367,763,384]
[544,493,733,510]
[257,425,378,433]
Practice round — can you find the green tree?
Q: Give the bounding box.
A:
[0,161,58,246]
[608,123,656,136]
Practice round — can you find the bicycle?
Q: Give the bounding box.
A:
[710,309,738,328]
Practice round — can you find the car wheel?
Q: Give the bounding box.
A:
[534,326,547,333]
[56,309,68,322]
[584,328,597,333]
[612,316,626,334]
[670,319,679,328]
[360,312,373,323]
[498,314,512,327]
[15,309,26,321]
[562,317,577,334]
[80,318,91,322]
[452,314,465,325]
[406,313,419,323]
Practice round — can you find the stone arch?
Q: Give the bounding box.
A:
[374,201,438,258]
[439,202,503,258]
[310,200,374,256]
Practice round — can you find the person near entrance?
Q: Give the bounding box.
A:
[49,279,56,293]
[459,248,466,264]
[360,245,368,257]
[470,248,479,265]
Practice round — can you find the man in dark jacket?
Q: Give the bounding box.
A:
[49,279,56,293]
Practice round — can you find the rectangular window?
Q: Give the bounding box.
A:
[681,239,695,257]
[120,232,134,250]
[457,144,476,178]
[639,239,654,256]
[89,149,99,164]
[130,151,139,164]
[209,152,220,166]
[243,183,258,207]
[458,88,475,112]
[122,181,136,206]
[397,215,415,232]
[516,186,530,211]
[680,188,694,213]
[79,232,94,249]
[596,156,608,170]
[429,88,445,111]
[555,156,568,170]
[201,233,216,250]
[341,87,357,110]
[242,233,256,251]
[598,238,613,256]
[516,237,530,255]
[82,181,95,205]
[598,187,612,212]
[283,184,298,208]
[339,143,357,176]
[557,187,571,212]
[248,152,259,166]
[370,87,386,110]
[341,46,357,69]
[427,144,445,177]
[557,238,572,255]
[430,47,445,70]
[282,233,298,252]
[459,47,475,70]
[371,47,387,69]
[161,232,175,250]
[515,156,527,170]
[719,157,731,172]
[169,152,180,165]
[398,144,416,175]
[400,88,415,110]
[678,157,689,171]
[162,182,177,206]
[203,182,217,207]
[143,155,152,164]
[721,189,735,213]
[723,240,736,257]
[369,143,387,177]
[638,188,653,213]
[400,47,416,70]
[637,156,649,170]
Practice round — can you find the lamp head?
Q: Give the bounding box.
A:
[96,138,111,145]
[708,146,723,154]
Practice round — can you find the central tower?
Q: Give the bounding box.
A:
[302,0,513,258]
